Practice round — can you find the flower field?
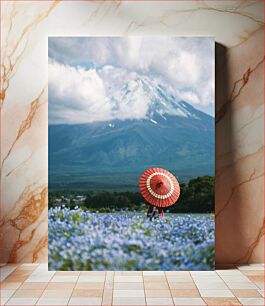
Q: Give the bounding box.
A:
[48,207,214,271]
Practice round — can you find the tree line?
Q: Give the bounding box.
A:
[49,176,214,213]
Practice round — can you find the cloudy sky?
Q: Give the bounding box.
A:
[48,37,214,124]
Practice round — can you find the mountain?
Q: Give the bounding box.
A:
[49,78,214,190]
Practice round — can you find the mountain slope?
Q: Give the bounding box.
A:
[49,78,214,190]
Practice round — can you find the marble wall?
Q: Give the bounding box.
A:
[0,1,264,263]
[215,27,264,263]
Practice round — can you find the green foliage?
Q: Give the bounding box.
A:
[84,191,142,212]
[49,176,214,213]
[169,176,214,213]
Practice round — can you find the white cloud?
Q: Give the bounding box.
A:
[48,37,214,123]
[178,91,200,105]
[49,61,112,124]
[49,61,153,124]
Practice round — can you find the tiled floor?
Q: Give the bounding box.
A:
[0,264,264,305]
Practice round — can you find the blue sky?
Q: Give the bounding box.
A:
[49,37,214,124]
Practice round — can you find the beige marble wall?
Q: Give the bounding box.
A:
[0,1,264,263]
[215,27,264,263]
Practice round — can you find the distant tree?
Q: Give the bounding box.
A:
[170,176,214,213]
[49,176,214,213]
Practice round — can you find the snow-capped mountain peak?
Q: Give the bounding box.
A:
[109,75,200,122]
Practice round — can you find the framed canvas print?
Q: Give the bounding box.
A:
[48,37,215,271]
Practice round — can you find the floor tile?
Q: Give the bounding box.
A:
[112,296,146,305]
[146,297,174,305]
[19,282,48,290]
[144,276,167,282]
[1,264,19,268]
[80,271,106,275]
[1,263,264,305]
[12,289,43,298]
[203,297,242,305]
[68,297,102,305]
[169,282,197,289]
[105,271,115,279]
[54,271,80,276]
[45,282,76,290]
[225,282,258,289]
[104,281,114,290]
[199,289,234,297]
[40,289,72,298]
[190,272,217,277]
[255,282,264,290]
[38,264,49,269]
[102,289,112,306]
[167,276,193,283]
[1,297,10,305]
[192,276,223,281]
[219,275,250,282]
[104,273,114,289]
[0,282,22,290]
[173,297,206,305]
[145,290,172,298]
[170,289,200,297]
[113,290,145,297]
[241,270,264,276]
[6,297,38,305]
[78,275,105,282]
[114,276,143,282]
[0,290,15,305]
[30,271,55,277]
[114,282,144,290]
[0,267,19,280]
[50,276,78,282]
[247,275,264,282]
[192,278,224,283]
[258,290,264,297]
[0,265,18,279]
[115,271,142,276]
[165,271,190,276]
[237,265,264,271]
[143,271,165,276]
[1,289,15,297]
[195,282,228,290]
[238,297,265,305]
[4,275,28,283]
[144,282,169,290]
[216,270,245,276]
[71,289,103,297]
[75,282,104,290]
[25,276,54,283]
[0,271,16,282]
[232,289,262,298]
[9,270,32,276]
[18,264,38,270]
[36,298,69,305]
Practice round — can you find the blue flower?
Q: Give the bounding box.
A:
[48,208,214,271]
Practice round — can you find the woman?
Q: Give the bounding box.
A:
[139,168,180,221]
[146,201,164,221]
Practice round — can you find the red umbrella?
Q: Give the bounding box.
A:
[139,168,180,207]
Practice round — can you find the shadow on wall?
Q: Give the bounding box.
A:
[215,42,231,264]
[215,41,263,264]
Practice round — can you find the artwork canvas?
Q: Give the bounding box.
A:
[48,37,215,271]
